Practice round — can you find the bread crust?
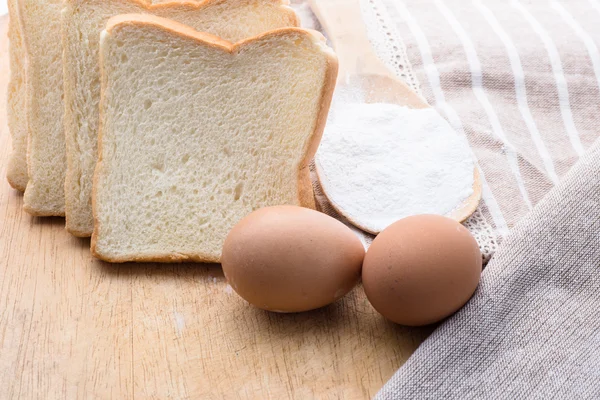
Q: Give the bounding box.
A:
[6,174,26,193]
[92,251,221,264]
[7,0,28,192]
[63,0,299,30]
[297,166,317,210]
[91,16,338,263]
[296,41,338,209]
[68,226,94,238]
[6,0,27,192]
[18,0,68,216]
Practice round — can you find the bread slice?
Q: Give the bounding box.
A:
[19,0,66,215]
[6,0,28,192]
[91,15,337,263]
[63,0,299,237]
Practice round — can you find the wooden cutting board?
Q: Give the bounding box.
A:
[0,16,431,399]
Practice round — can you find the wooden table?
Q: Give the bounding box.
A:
[0,16,430,399]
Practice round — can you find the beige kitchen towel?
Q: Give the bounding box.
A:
[377,137,600,399]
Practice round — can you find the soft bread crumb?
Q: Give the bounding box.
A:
[6,0,28,192]
[91,16,338,263]
[21,0,66,216]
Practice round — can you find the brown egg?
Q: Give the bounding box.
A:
[362,214,481,326]
[221,205,365,312]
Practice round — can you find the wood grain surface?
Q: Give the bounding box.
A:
[0,16,431,399]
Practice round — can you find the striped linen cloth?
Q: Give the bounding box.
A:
[367,0,600,240]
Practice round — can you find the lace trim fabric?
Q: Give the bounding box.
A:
[359,0,421,94]
[294,0,498,263]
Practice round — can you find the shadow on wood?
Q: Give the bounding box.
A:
[95,258,225,279]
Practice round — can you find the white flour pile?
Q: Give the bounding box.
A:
[315,102,474,234]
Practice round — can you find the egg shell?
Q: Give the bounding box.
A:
[221,205,365,313]
[362,214,481,326]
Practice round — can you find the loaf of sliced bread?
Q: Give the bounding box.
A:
[19,0,66,215]
[63,0,299,237]
[92,15,337,263]
[6,0,28,192]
